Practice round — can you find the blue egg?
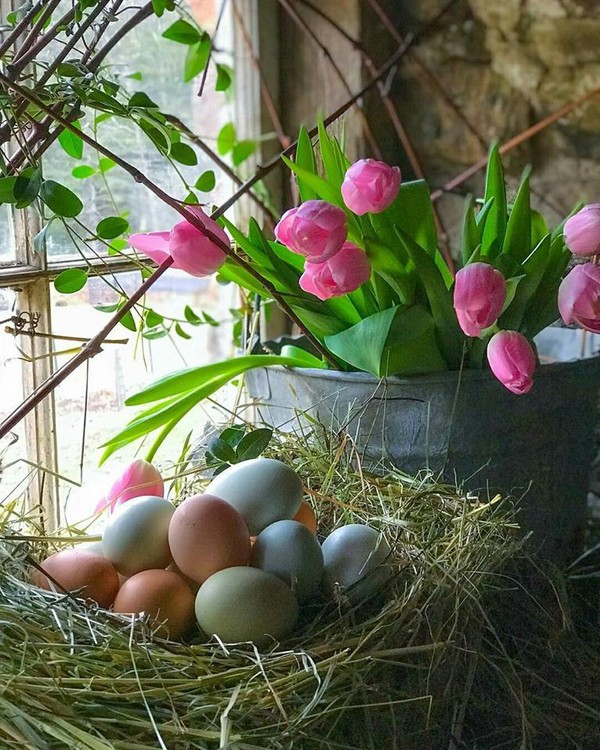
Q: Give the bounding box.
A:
[250,520,323,602]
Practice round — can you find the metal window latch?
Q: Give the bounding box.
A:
[0,310,40,332]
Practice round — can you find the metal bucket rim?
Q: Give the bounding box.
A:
[258,354,600,387]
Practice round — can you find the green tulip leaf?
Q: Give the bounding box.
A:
[294,126,317,201]
[480,144,506,257]
[325,305,447,377]
[369,179,438,256]
[502,168,531,263]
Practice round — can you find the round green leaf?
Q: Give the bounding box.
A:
[54,268,88,294]
[40,180,83,217]
[96,216,129,240]
[72,165,96,179]
[171,142,197,166]
[195,170,216,192]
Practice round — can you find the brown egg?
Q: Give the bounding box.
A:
[168,494,251,585]
[31,549,120,608]
[166,560,200,593]
[293,500,318,534]
[113,569,196,640]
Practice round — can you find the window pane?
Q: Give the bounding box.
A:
[42,4,234,261]
[0,204,16,264]
[0,289,29,502]
[49,270,238,524]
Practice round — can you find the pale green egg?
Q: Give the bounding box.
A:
[206,458,303,535]
[322,524,391,602]
[195,566,298,646]
[102,496,174,577]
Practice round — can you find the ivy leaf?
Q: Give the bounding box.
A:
[99,157,116,173]
[217,122,235,155]
[58,122,83,159]
[72,165,96,179]
[175,323,192,339]
[215,63,232,92]
[232,140,255,166]
[96,216,129,240]
[14,166,42,208]
[108,238,128,255]
[207,436,237,464]
[40,180,83,217]
[120,310,137,332]
[151,0,166,16]
[170,142,197,166]
[235,429,273,462]
[162,19,201,45]
[129,91,158,109]
[0,176,16,203]
[54,268,88,294]
[183,191,198,205]
[145,309,164,327]
[195,170,215,192]
[184,305,202,325]
[184,35,211,82]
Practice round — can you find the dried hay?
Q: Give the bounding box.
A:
[0,433,598,750]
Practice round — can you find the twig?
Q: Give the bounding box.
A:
[218,0,459,217]
[431,86,600,202]
[5,326,128,345]
[9,0,63,68]
[0,0,460,439]
[0,0,46,58]
[231,0,290,149]
[7,3,154,174]
[163,112,279,223]
[277,0,382,159]
[292,0,454,270]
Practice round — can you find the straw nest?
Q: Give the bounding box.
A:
[0,433,599,750]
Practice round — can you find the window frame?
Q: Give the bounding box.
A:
[0,0,273,529]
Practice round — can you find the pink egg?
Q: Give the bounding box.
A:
[31,549,120,608]
[168,494,251,585]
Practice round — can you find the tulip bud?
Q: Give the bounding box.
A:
[286,200,347,263]
[564,204,600,257]
[274,207,298,246]
[341,159,401,215]
[94,460,164,514]
[487,331,536,395]
[453,262,506,337]
[129,206,228,277]
[558,263,600,333]
[299,242,371,300]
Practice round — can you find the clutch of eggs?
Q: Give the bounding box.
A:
[30,457,392,645]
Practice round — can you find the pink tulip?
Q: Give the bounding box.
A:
[285,200,347,263]
[299,242,371,300]
[274,207,298,246]
[341,159,402,215]
[558,263,600,333]
[129,206,228,277]
[453,262,506,337]
[487,331,536,395]
[94,460,164,514]
[564,204,600,257]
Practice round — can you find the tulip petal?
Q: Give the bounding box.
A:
[128,231,172,265]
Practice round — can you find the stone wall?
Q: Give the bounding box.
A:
[358,0,600,249]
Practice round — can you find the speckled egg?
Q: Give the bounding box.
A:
[102,495,174,576]
[206,458,303,535]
